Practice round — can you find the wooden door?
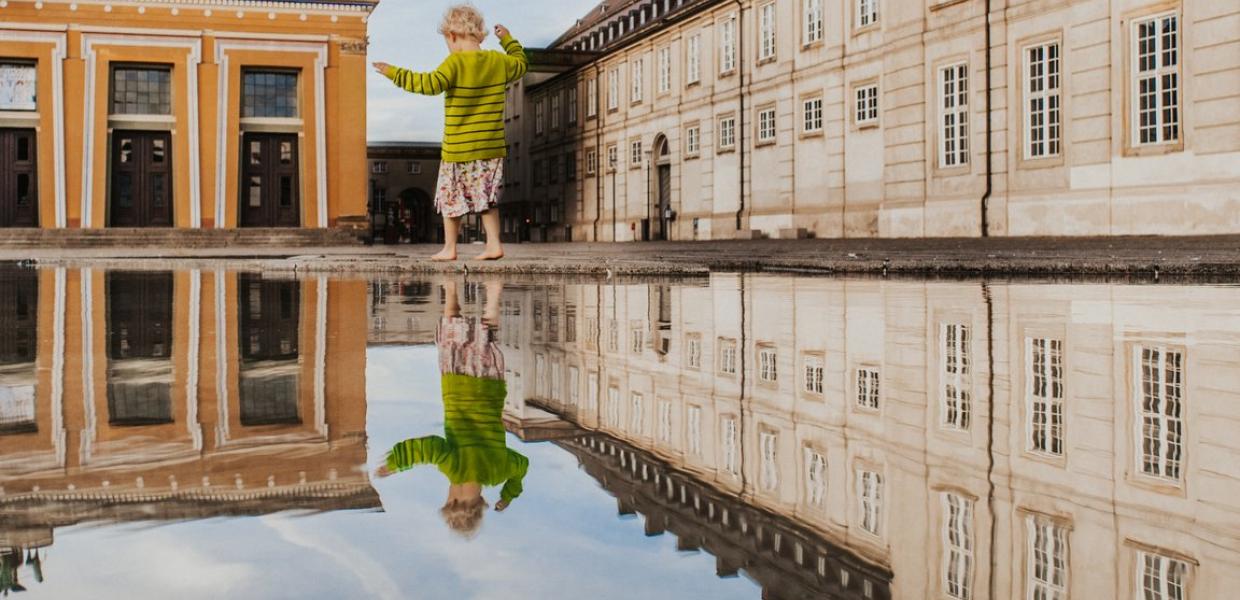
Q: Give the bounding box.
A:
[0,129,38,228]
[656,164,672,241]
[109,131,173,227]
[240,133,301,227]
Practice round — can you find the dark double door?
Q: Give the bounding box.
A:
[241,133,301,227]
[105,272,175,426]
[0,129,38,228]
[110,131,173,227]
[238,274,302,426]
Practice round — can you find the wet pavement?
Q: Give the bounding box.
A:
[0,264,1236,598]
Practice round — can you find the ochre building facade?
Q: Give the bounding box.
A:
[0,0,374,230]
[504,0,1240,241]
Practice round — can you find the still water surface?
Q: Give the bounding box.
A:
[0,266,1236,599]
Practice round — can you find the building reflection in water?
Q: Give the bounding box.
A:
[0,267,374,593]
[371,275,1240,600]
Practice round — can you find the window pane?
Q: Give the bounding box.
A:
[242,71,299,118]
[110,67,172,115]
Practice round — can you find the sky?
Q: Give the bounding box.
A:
[366,0,587,142]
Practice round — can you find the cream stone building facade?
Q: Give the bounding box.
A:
[503,0,1240,241]
[490,275,1240,599]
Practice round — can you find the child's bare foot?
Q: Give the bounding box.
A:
[431,247,457,262]
[473,248,504,261]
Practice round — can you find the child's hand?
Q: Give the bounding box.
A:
[495,499,510,512]
[494,24,510,39]
[371,61,393,75]
[374,464,393,478]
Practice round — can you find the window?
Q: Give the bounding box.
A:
[566,150,577,181]
[608,319,619,352]
[720,17,737,74]
[757,107,777,143]
[939,63,970,167]
[1027,337,1064,456]
[1024,41,1061,158]
[568,366,580,406]
[608,69,620,111]
[535,98,545,135]
[942,492,974,600]
[630,140,643,167]
[549,155,560,184]
[685,333,702,369]
[630,320,644,353]
[685,126,701,156]
[855,84,879,126]
[587,77,599,117]
[718,338,738,375]
[110,66,172,115]
[857,469,883,536]
[371,161,388,174]
[568,87,579,125]
[857,0,878,29]
[804,447,827,507]
[0,63,37,111]
[630,392,644,433]
[759,2,777,61]
[722,417,739,476]
[408,161,422,174]
[719,116,736,149]
[1026,515,1068,600]
[687,405,702,456]
[1132,13,1180,146]
[760,430,779,491]
[758,346,778,382]
[550,93,561,129]
[550,361,563,401]
[607,386,621,425]
[686,34,702,84]
[587,372,599,410]
[658,400,672,443]
[586,149,598,176]
[607,144,619,170]
[1137,550,1188,600]
[803,0,824,45]
[857,367,880,410]
[242,70,299,118]
[803,355,824,395]
[631,58,644,104]
[657,46,672,93]
[803,96,823,133]
[942,323,972,430]
[1135,345,1184,482]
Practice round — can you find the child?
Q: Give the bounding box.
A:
[375,279,527,538]
[372,5,527,262]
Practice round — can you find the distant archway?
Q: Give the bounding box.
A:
[398,187,439,244]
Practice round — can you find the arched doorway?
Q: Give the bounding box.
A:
[398,187,439,244]
[650,135,673,241]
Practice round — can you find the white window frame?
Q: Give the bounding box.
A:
[804,447,827,507]
[567,87,578,125]
[803,96,823,133]
[568,366,580,406]
[686,34,702,85]
[606,145,619,171]
[1131,12,1180,147]
[718,337,738,374]
[857,469,884,536]
[757,107,777,144]
[630,140,643,168]
[687,405,703,456]
[587,372,599,411]
[586,149,598,176]
[630,391,644,433]
[550,93,561,129]
[408,161,422,174]
[803,0,823,46]
[857,0,879,29]
[1026,337,1065,457]
[803,354,824,395]
[759,2,777,62]
[535,98,545,135]
[758,345,778,382]
[938,62,970,168]
[685,125,701,157]
[855,84,879,126]
[685,333,702,368]
[631,58,644,104]
[857,367,880,410]
[722,416,739,476]
[606,386,620,426]
[718,116,737,149]
[1137,550,1189,600]
[1134,344,1184,483]
[941,323,972,430]
[720,17,737,74]
[550,360,563,400]
[658,399,673,443]
[607,68,620,111]
[942,492,974,600]
[1024,41,1061,159]
[657,46,672,93]
[587,77,599,117]
[1026,515,1068,600]
[760,430,779,491]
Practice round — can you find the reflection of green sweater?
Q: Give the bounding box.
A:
[385,374,529,503]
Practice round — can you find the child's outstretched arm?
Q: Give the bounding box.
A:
[494,449,530,511]
[494,24,528,83]
[377,436,450,477]
[372,58,456,96]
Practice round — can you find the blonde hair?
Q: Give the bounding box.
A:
[440,496,488,539]
[438,4,487,42]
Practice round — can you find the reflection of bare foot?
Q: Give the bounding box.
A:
[473,248,504,261]
[431,248,457,261]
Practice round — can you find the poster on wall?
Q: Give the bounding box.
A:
[0,64,37,111]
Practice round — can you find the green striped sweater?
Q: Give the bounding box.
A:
[384,35,528,163]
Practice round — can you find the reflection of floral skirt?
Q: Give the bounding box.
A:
[434,158,504,218]
[437,317,504,380]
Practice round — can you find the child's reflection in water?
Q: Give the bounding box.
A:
[376,279,528,538]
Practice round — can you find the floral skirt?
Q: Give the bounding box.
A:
[434,158,504,218]
[437,317,504,381]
